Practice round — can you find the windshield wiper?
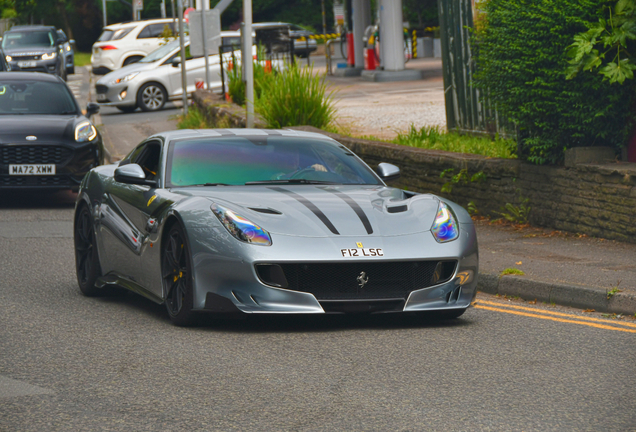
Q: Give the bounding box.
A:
[192,183,231,186]
[244,179,337,185]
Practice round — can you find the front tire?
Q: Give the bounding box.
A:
[137,83,167,112]
[162,225,197,326]
[74,205,102,296]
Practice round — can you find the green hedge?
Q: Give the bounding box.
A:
[473,0,636,165]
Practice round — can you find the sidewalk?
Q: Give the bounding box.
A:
[475,220,636,315]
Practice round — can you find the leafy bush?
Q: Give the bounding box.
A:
[566,0,636,84]
[255,64,336,129]
[473,0,636,164]
[393,125,517,159]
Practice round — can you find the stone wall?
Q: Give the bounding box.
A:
[293,127,636,243]
[192,90,636,243]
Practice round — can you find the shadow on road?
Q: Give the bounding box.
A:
[100,104,181,117]
[93,290,472,333]
[0,190,77,209]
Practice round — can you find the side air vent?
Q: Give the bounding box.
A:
[255,264,289,288]
[387,205,408,213]
[249,207,282,215]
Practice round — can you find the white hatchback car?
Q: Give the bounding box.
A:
[91,18,187,75]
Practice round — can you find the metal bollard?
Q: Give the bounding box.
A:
[325,39,334,75]
[412,30,417,59]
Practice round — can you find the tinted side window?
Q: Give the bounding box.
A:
[137,25,152,39]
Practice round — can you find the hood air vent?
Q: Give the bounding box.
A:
[387,205,408,213]
[249,207,282,215]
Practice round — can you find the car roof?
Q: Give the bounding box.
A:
[154,128,333,142]
[5,25,56,32]
[103,18,183,31]
[0,72,64,83]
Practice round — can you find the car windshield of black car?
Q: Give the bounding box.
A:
[2,31,55,49]
[0,80,77,115]
[167,136,383,187]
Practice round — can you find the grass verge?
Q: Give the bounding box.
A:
[392,125,517,159]
[75,52,92,67]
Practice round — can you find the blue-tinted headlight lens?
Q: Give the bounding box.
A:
[431,201,459,243]
[211,203,272,246]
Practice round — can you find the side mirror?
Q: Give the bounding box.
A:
[171,56,181,67]
[376,163,401,182]
[69,39,75,48]
[86,102,100,118]
[114,163,156,187]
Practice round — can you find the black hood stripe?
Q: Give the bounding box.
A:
[269,187,340,235]
[322,188,373,234]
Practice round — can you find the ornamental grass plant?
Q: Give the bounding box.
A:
[255,64,337,129]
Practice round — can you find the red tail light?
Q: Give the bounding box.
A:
[100,45,118,50]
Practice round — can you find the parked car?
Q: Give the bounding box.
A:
[91,18,187,75]
[253,22,317,58]
[56,29,75,75]
[1,25,67,80]
[74,128,478,326]
[0,72,104,191]
[95,33,248,112]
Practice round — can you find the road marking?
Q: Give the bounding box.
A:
[474,303,636,333]
[477,300,636,328]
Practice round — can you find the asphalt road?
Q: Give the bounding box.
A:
[1,68,635,431]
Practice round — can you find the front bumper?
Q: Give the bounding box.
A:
[0,141,103,190]
[189,226,479,315]
[8,59,58,75]
[95,82,137,108]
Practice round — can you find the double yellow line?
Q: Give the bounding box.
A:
[474,300,636,333]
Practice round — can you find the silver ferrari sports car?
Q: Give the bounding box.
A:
[74,129,479,325]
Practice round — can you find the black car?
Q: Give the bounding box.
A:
[56,29,75,75]
[0,49,10,72]
[1,26,67,80]
[0,72,104,191]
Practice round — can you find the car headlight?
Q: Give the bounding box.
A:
[431,201,459,243]
[75,121,97,142]
[112,72,139,84]
[42,52,57,60]
[66,45,71,52]
[6,55,12,62]
[211,203,272,246]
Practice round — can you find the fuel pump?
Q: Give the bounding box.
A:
[363,24,378,70]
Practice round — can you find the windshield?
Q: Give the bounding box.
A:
[139,39,181,63]
[0,80,77,115]
[2,31,54,49]
[167,136,382,187]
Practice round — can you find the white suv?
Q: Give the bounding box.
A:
[91,18,186,75]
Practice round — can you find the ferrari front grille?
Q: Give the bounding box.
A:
[1,146,72,165]
[261,260,457,300]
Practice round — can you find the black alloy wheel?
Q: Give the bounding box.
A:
[74,206,102,296]
[162,225,196,326]
[137,83,167,112]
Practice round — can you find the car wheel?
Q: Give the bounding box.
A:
[74,205,102,296]
[58,62,67,81]
[162,224,197,326]
[137,83,167,112]
[123,56,143,66]
[116,105,137,113]
[67,65,75,75]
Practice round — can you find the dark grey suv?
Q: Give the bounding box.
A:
[1,26,67,81]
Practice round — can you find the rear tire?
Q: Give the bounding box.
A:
[123,56,143,66]
[74,205,102,296]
